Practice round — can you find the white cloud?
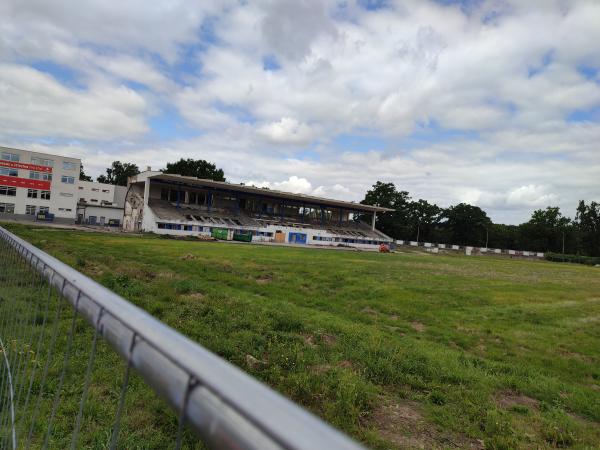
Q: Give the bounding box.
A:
[258,118,315,144]
[246,176,313,194]
[0,64,148,139]
[0,0,599,224]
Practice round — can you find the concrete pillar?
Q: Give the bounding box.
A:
[371,211,376,230]
[143,179,150,206]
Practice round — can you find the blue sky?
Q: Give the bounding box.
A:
[0,0,599,224]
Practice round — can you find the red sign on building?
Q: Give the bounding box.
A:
[0,160,53,173]
[0,176,51,190]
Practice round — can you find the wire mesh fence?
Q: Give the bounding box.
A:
[0,225,364,450]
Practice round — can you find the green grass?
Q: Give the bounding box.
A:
[2,222,600,449]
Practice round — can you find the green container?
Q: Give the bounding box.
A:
[211,228,229,240]
[233,232,252,242]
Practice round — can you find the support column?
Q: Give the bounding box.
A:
[207,192,212,213]
[371,211,376,231]
[143,179,150,206]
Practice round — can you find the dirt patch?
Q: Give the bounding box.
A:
[371,397,484,449]
[180,253,196,260]
[338,360,354,369]
[496,391,539,411]
[256,274,272,284]
[300,333,317,347]
[311,364,332,375]
[411,321,426,332]
[590,384,600,392]
[245,354,267,370]
[183,292,204,301]
[361,307,379,316]
[321,334,337,346]
[389,314,399,320]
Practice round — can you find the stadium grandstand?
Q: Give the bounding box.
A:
[124,171,393,249]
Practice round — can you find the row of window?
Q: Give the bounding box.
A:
[27,188,51,199]
[25,205,49,215]
[1,152,77,171]
[155,223,275,237]
[0,202,15,213]
[1,152,19,162]
[312,236,387,245]
[0,186,16,196]
[0,168,75,185]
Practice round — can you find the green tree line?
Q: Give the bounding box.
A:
[361,181,600,257]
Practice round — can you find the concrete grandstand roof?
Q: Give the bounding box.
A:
[131,172,393,213]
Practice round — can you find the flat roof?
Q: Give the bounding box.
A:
[133,172,393,213]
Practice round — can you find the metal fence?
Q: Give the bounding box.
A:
[0,225,364,450]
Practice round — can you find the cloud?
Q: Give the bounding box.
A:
[0,0,599,225]
[245,176,313,194]
[258,118,315,144]
[0,64,148,139]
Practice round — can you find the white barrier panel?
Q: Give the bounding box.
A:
[438,244,445,248]
[424,242,432,248]
[537,252,544,257]
[452,245,459,250]
[465,246,472,255]
[508,250,516,255]
[523,251,530,256]
[480,248,487,253]
[494,249,501,254]
[410,241,419,246]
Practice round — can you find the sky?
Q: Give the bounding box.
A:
[1,0,599,224]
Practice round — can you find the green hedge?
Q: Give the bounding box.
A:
[545,252,600,265]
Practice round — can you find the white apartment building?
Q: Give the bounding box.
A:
[0,146,127,225]
[0,146,81,219]
[76,181,127,226]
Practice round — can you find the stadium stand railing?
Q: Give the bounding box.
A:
[0,225,364,450]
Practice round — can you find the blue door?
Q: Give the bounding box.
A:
[289,232,307,244]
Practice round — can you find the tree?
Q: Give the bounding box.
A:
[163,158,225,181]
[406,199,442,242]
[97,161,140,186]
[442,203,492,246]
[575,200,600,256]
[360,181,412,238]
[79,164,92,182]
[519,206,572,253]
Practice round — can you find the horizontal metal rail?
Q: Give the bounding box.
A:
[0,225,365,449]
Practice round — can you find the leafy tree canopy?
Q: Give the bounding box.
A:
[163,158,225,182]
[97,161,140,186]
[79,163,92,182]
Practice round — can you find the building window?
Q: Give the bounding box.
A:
[41,190,51,200]
[0,203,15,213]
[0,186,16,196]
[1,152,19,162]
[78,186,84,190]
[38,206,49,213]
[91,188,99,192]
[79,197,86,202]
[27,189,38,198]
[0,167,18,177]
[62,161,76,170]
[31,157,54,167]
[30,171,52,181]
[60,192,73,197]
[90,199,98,202]
[102,189,110,193]
[25,205,36,215]
[61,175,75,184]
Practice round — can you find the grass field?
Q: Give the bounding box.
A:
[2,222,600,449]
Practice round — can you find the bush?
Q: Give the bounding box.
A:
[544,252,600,266]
